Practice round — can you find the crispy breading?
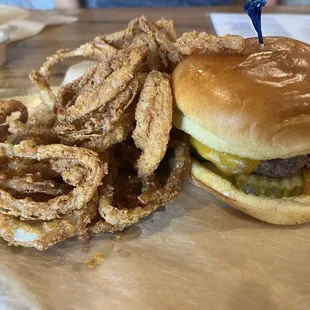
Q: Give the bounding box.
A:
[175,31,245,57]
[0,195,97,251]
[96,138,190,231]
[29,40,118,110]
[0,140,105,220]
[132,71,173,177]
[0,100,28,142]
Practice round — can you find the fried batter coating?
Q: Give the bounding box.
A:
[101,16,177,71]
[0,195,97,251]
[132,71,173,177]
[154,19,177,41]
[55,63,111,115]
[138,140,190,204]
[57,63,110,115]
[147,19,180,65]
[50,159,88,187]
[175,32,245,57]
[0,100,28,142]
[0,140,105,220]
[88,220,117,236]
[59,47,147,122]
[96,138,190,231]
[9,120,59,144]
[0,175,71,196]
[102,16,162,70]
[29,40,118,110]
[55,72,145,145]
[81,105,135,152]
[3,159,60,180]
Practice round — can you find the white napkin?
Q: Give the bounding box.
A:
[62,60,97,86]
[0,5,78,42]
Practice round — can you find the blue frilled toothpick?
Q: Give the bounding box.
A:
[244,0,267,46]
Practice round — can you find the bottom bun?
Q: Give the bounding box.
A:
[190,159,310,225]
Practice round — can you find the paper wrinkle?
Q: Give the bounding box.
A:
[0,5,78,43]
[0,5,29,26]
[0,264,42,310]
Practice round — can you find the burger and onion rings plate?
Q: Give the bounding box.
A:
[0,16,309,310]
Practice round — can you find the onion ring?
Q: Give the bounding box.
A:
[138,139,190,205]
[3,159,60,180]
[0,195,98,251]
[88,220,119,236]
[0,100,28,142]
[101,16,177,71]
[97,137,190,231]
[56,46,147,123]
[175,32,245,58]
[133,70,173,177]
[55,62,112,115]
[81,106,135,152]
[0,140,105,220]
[55,72,146,144]
[0,175,71,196]
[9,120,59,144]
[29,40,117,110]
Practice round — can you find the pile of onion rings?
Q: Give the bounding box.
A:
[0,16,246,250]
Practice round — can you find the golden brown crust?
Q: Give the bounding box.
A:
[0,140,105,220]
[244,36,310,54]
[97,139,190,231]
[190,159,310,225]
[0,195,98,251]
[172,37,310,160]
[133,71,173,177]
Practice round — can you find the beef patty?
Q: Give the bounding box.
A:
[255,155,309,178]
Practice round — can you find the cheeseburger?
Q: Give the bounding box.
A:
[172,37,310,225]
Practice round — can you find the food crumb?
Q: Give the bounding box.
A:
[85,253,105,268]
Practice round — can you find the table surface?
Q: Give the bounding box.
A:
[1,5,310,94]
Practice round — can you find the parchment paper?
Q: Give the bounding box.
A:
[1,65,310,310]
[1,183,310,310]
[0,5,78,43]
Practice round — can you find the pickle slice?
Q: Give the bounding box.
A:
[232,173,305,198]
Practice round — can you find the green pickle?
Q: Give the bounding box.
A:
[232,173,305,198]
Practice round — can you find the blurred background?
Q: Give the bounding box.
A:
[0,0,309,10]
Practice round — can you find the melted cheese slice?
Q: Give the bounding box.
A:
[190,137,261,176]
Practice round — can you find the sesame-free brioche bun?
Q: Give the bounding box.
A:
[172,37,310,160]
[244,36,310,54]
[190,159,310,225]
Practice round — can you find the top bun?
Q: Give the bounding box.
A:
[244,36,310,53]
[172,37,310,160]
